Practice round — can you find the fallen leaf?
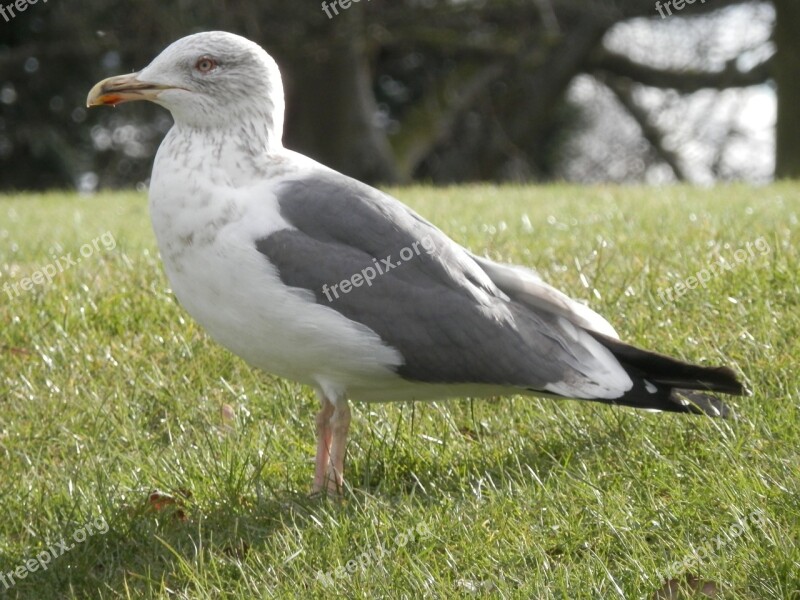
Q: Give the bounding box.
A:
[2,346,31,356]
[220,403,236,431]
[147,489,189,521]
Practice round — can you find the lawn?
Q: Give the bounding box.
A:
[0,184,797,599]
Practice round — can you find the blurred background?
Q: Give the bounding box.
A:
[0,0,794,191]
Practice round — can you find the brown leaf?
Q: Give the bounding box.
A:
[147,489,189,521]
[2,346,31,356]
[220,403,236,431]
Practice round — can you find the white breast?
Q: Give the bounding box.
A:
[147,129,404,393]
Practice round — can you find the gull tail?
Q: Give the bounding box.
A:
[586,331,746,418]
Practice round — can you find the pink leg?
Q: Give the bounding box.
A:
[312,394,335,494]
[326,401,351,494]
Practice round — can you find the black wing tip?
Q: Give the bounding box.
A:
[700,365,747,396]
[586,330,746,397]
[670,389,737,419]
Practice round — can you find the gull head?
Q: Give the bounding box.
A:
[87,31,285,139]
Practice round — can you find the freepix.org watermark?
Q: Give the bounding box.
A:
[655,0,708,19]
[0,0,47,23]
[0,515,108,591]
[321,234,437,303]
[656,237,770,306]
[658,509,768,581]
[315,521,432,587]
[3,231,116,300]
[321,0,370,19]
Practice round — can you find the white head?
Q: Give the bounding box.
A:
[87,31,285,149]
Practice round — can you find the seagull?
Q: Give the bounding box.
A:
[87,32,744,495]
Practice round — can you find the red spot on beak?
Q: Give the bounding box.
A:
[101,94,124,106]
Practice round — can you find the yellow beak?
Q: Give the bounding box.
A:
[86,73,174,107]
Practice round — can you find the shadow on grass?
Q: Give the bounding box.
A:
[348,399,639,501]
[0,487,337,599]
[0,403,640,599]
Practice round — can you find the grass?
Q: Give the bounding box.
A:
[0,183,797,599]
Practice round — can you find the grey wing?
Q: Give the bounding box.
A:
[467,254,620,339]
[256,170,632,398]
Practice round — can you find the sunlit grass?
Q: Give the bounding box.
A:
[0,184,798,598]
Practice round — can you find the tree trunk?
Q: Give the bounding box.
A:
[280,36,399,184]
[773,0,800,179]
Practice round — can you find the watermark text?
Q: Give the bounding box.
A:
[658,509,767,581]
[0,0,48,23]
[322,0,370,19]
[315,521,432,587]
[321,234,437,303]
[0,515,108,590]
[657,237,769,306]
[3,231,116,300]
[655,0,708,19]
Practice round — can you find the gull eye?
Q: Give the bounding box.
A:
[194,56,218,74]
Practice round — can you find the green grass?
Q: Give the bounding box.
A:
[0,184,798,599]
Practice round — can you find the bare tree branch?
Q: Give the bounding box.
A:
[600,74,690,181]
[588,48,774,92]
